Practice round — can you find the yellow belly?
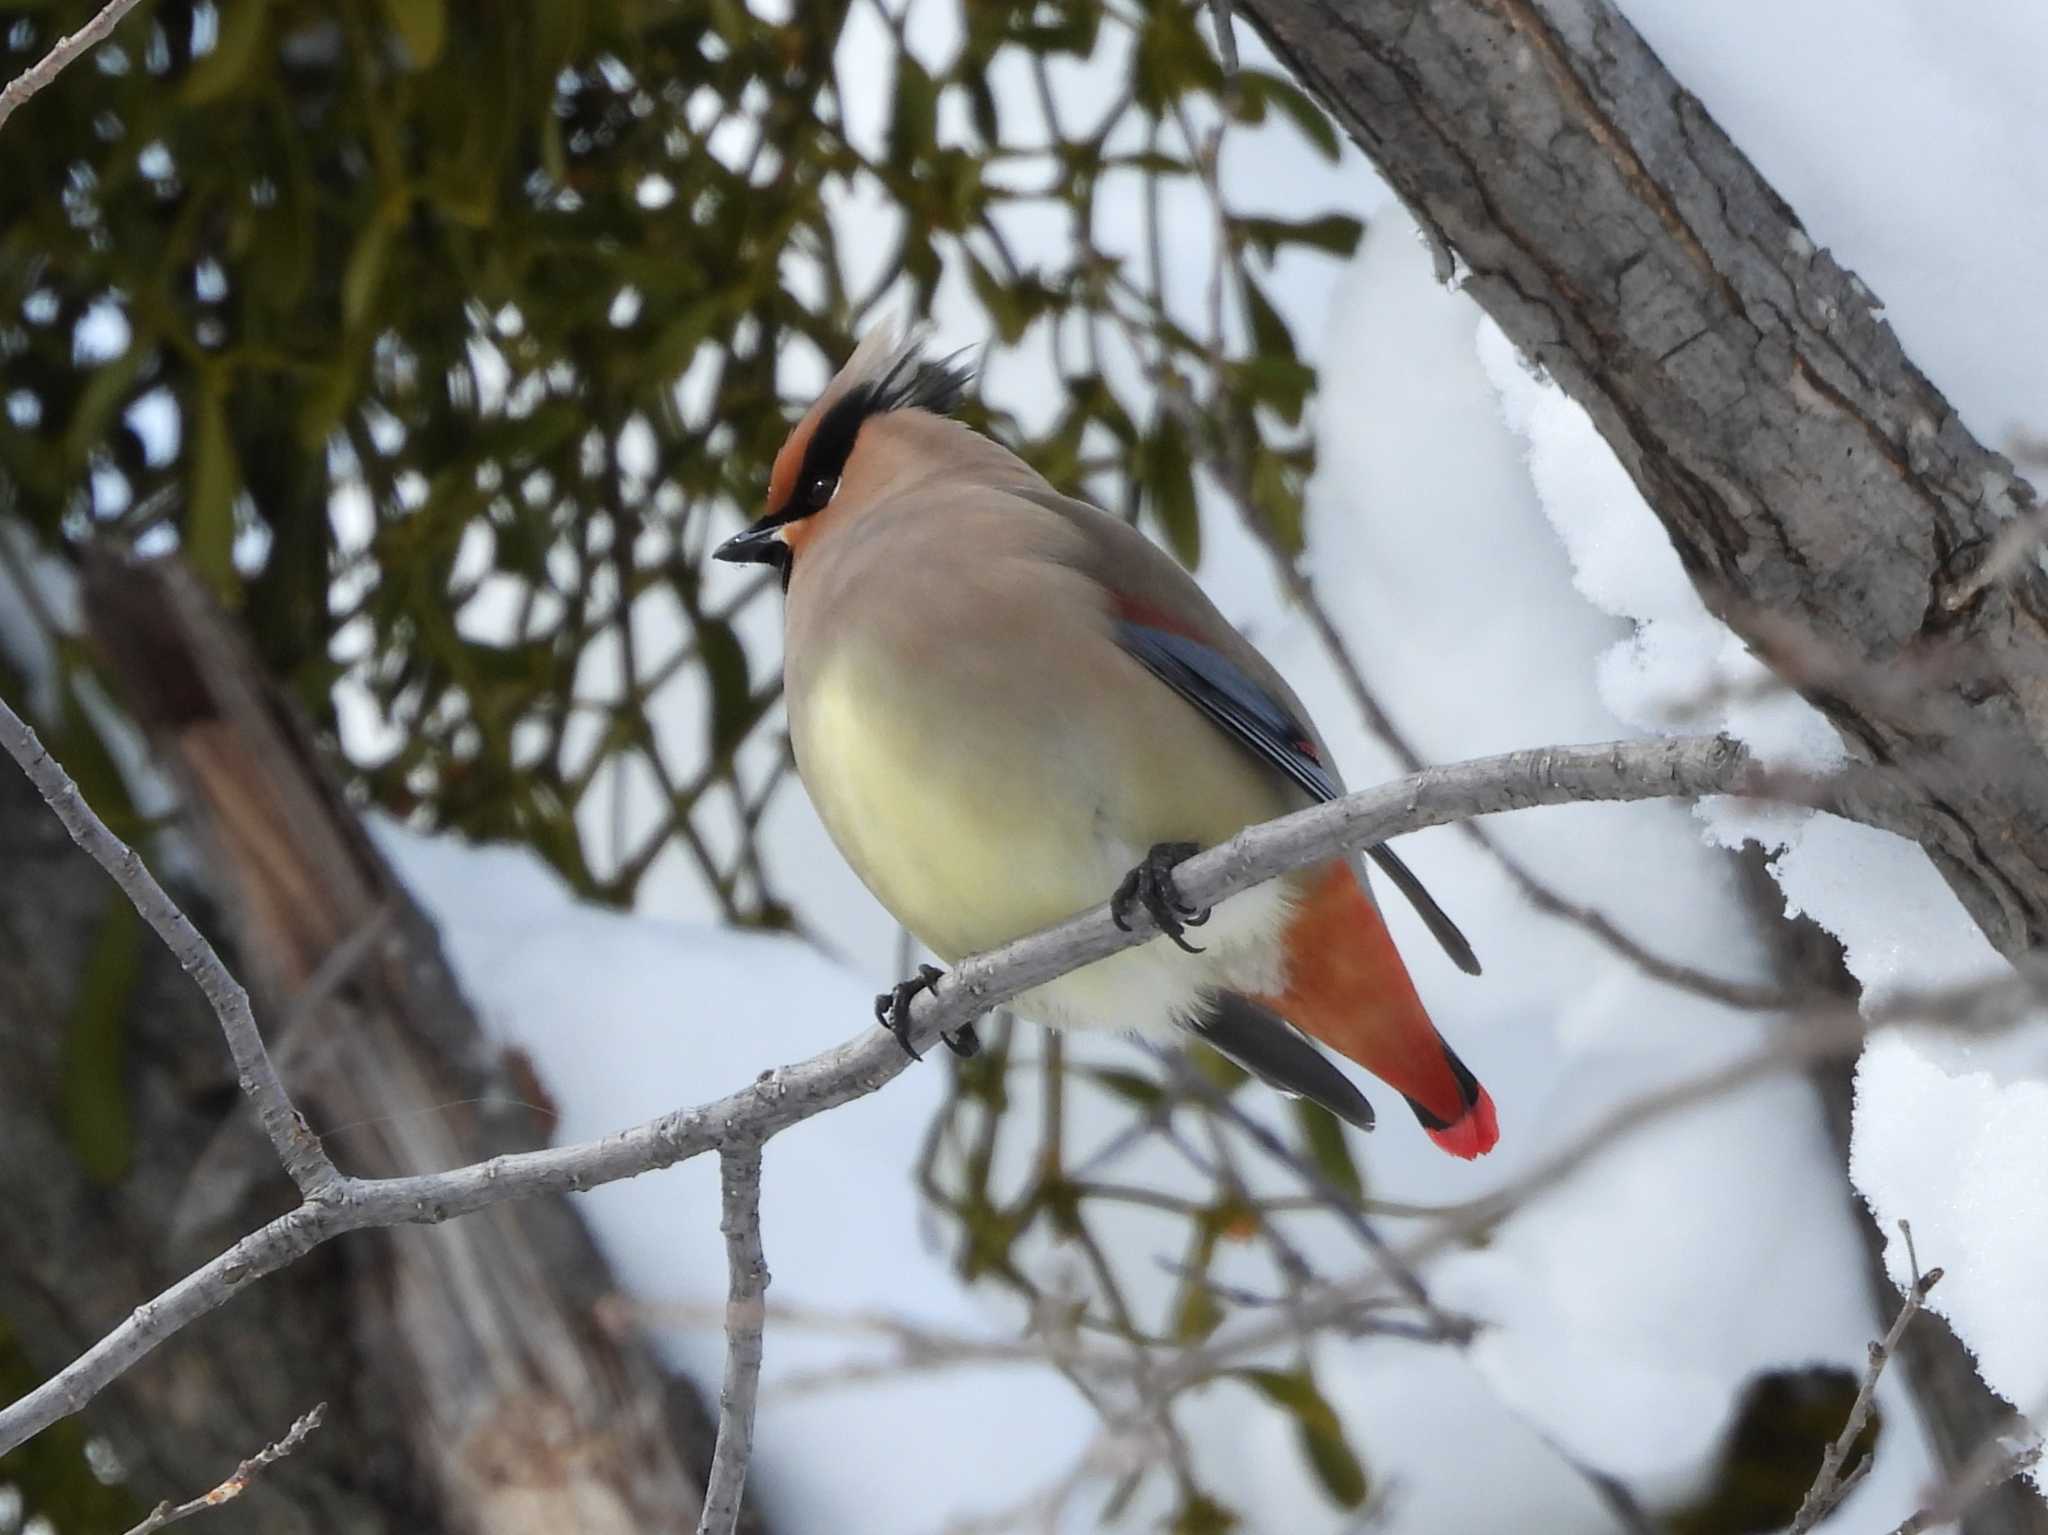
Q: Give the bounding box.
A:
[798,661,1115,960]
[794,654,1297,1033]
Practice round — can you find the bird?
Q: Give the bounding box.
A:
[715,329,1497,1159]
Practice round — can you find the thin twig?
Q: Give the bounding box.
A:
[1790,1220,1942,1532]
[120,1402,327,1535]
[697,1141,770,1535]
[1153,1045,1472,1343]
[0,733,1905,1455]
[613,1294,1125,1397]
[0,0,148,132]
[0,695,341,1199]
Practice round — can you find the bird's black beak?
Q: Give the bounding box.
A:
[713,523,787,568]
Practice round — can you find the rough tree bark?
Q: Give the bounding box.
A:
[1241,0,2048,962]
[0,739,430,1531]
[0,554,762,1533]
[1236,2,2048,1527]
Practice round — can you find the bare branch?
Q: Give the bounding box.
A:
[1791,1220,1942,1532]
[0,0,147,132]
[610,1296,1126,1397]
[1152,1044,1471,1343]
[697,1142,770,1535]
[0,695,341,1199]
[120,1402,327,1535]
[0,732,1899,1455]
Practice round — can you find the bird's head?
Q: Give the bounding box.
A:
[714,328,972,585]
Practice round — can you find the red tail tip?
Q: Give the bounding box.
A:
[1425,1084,1499,1160]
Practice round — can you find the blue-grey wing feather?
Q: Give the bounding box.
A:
[1116,619,1481,976]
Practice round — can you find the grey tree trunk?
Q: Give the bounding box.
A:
[0,735,430,1531]
[1242,0,2048,961]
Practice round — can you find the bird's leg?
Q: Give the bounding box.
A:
[1111,841,1210,954]
[874,964,980,1058]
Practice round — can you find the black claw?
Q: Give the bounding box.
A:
[1110,841,1210,955]
[941,1020,981,1058]
[875,964,946,1059]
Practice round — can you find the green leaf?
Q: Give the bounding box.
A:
[60,339,146,465]
[62,900,142,1186]
[1235,212,1366,263]
[1070,373,1137,447]
[1233,1369,1370,1509]
[1133,0,1221,113]
[963,250,1029,344]
[1299,1414,1371,1510]
[183,0,272,104]
[964,74,1000,143]
[1170,1211,1225,1344]
[889,56,939,170]
[1292,1099,1363,1201]
[698,614,761,758]
[1172,1273,1224,1346]
[1241,272,1293,362]
[1235,355,1315,426]
[1084,1067,1165,1110]
[1249,446,1307,557]
[1189,1040,1248,1093]
[186,380,240,602]
[1235,70,1342,161]
[380,0,448,69]
[1171,1495,1239,1535]
[1140,421,1200,567]
[343,205,402,332]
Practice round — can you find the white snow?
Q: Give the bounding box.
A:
[376,819,1101,1534]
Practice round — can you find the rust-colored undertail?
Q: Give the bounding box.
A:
[1258,862,1498,1159]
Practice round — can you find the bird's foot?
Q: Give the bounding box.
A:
[874,965,979,1058]
[1111,841,1210,954]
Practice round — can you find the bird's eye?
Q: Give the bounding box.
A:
[805,474,839,510]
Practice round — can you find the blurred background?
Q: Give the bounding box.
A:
[3,1,2045,1531]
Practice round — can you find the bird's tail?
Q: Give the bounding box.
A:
[1258,861,1498,1159]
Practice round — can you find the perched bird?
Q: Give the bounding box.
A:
[716,331,1497,1158]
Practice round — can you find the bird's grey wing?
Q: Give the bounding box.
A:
[1113,617,1481,976]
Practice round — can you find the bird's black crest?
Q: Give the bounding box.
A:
[788,342,974,510]
[834,341,973,435]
